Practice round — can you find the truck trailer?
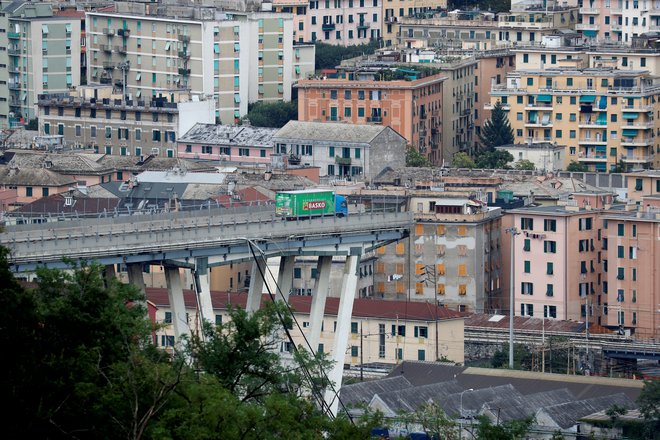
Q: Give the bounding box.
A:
[275,189,348,218]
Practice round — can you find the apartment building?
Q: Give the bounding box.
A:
[273,120,406,181]
[490,67,660,171]
[362,192,503,314]
[149,290,465,365]
[576,0,660,44]
[86,2,307,125]
[37,85,215,157]
[4,1,82,126]
[476,50,516,141]
[495,142,566,171]
[177,123,277,163]
[381,0,447,47]
[601,196,659,338]
[504,204,604,325]
[397,7,578,50]
[296,65,445,164]
[0,9,9,128]
[626,170,660,200]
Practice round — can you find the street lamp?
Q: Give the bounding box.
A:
[459,388,474,440]
[505,227,520,369]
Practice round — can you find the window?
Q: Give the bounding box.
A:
[524,260,531,273]
[544,219,556,231]
[544,305,557,318]
[351,322,358,334]
[523,239,531,252]
[618,245,624,258]
[414,326,428,338]
[521,282,534,295]
[617,267,625,280]
[520,217,534,230]
[544,241,557,253]
[391,325,406,336]
[294,268,302,279]
[351,346,358,357]
[617,224,624,236]
[164,311,172,323]
[579,217,593,231]
[547,262,553,275]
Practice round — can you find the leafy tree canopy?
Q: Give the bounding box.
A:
[637,379,660,435]
[244,100,298,128]
[478,101,514,151]
[315,40,379,71]
[473,414,534,440]
[406,146,431,167]
[515,159,536,170]
[452,152,476,169]
[448,0,511,13]
[566,160,588,172]
[475,150,514,169]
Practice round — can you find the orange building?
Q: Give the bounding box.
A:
[296,72,446,164]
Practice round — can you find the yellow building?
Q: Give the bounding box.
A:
[490,68,660,172]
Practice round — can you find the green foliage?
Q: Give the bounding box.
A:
[637,379,660,435]
[448,0,511,13]
[478,101,514,151]
[452,152,476,168]
[566,161,588,172]
[398,402,458,440]
[244,100,298,128]
[515,159,536,170]
[0,250,377,439]
[473,415,534,440]
[475,150,514,169]
[26,118,38,130]
[406,146,431,167]
[315,40,379,71]
[490,343,532,370]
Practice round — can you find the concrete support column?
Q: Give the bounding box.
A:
[324,254,359,417]
[308,256,333,353]
[165,266,190,342]
[246,258,267,314]
[103,263,116,288]
[276,256,295,303]
[194,258,215,325]
[127,263,147,303]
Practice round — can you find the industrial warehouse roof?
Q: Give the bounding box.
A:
[274,121,402,144]
[481,388,576,422]
[340,376,412,408]
[145,290,465,322]
[538,393,636,429]
[370,379,465,415]
[178,124,277,147]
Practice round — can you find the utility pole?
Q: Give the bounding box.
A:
[505,227,520,369]
[360,321,364,382]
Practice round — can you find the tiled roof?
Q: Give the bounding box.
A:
[6,150,111,174]
[178,123,277,147]
[482,388,575,422]
[145,289,464,322]
[0,166,76,187]
[371,380,464,415]
[11,192,120,215]
[539,393,636,429]
[465,313,613,335]
[340,376,412,408]
[274,121,397,144]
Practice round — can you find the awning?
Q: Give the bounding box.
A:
[622,129,638,137]
[622,112,639,119]
[536,94,552,102]
[595,163,607,171]
[580,95,597,103]
[583,30,598,37]
[596,112,607,124]
[598,96,607,109]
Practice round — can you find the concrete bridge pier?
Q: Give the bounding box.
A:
[275,256,295,303]
[193,258,215,325]
[164,266,190,344]
[308,256,333,353]
[102,264,116,288]
[126,263,147,304]
[246,258,267,314]
[324,252,360,417]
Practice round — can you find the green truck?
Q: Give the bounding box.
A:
[275,189,348,218]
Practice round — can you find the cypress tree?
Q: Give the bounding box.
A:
[479,101,515,150]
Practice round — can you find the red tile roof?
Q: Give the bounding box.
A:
[465,314,613,334]
[145,288,463,322]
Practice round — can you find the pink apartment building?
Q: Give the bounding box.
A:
[176,123,277,164]
[505,204,603,325]
[601,196,660,339]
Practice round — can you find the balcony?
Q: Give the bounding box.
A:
[103,28,115,36]
[335,156,352,165]
[525,137,552,143]
[620,154,654,163]
[579,138,607,145]
[524,103,553,110]
[322,23,336,31]
[102,61,115,69]
[99,77,112,84]
[579,7,600,13]
[8,82,20,90]
[178,50,189,59]
[611,24,622,31]
[357,22,370,30]
[484,102,510,110]
[117,28,131,37]
[178,67,191,76]
[578,152,608,162]
[367,116,382,123]
[621,121,654,129]
[621,104,654,112]
[114,45,127,54]
[178,34,190,43]
[8,48,20,56]
[576,23,599,30]
[621,137,653,146]
[610,7,622,13]
[101,44,112,53]
[8,32,20,39]
[524,119,552,127]
[578,118,607,128]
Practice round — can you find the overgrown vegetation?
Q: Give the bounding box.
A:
[315,40,380,71]
[244,100,298,128]
[406,146,431,167]
[447,0,512,13]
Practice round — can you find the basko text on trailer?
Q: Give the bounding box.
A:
[275,189,348,219]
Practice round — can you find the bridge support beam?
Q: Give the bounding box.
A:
[324,253,359,417]
[309,256,333,353]
[127,263,146,303]
[275,256,295,303]
[246,258,267,314]
[194,258,215,325]
[165,267,190,343]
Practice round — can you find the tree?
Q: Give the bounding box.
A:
[490,343,533,370]
[478,101,514,150]
[315,40,379,71]
[398,402,459,439]
[26,118,38,130]
[566,161,588,172]
[473,415,534,440]
[244,100,298,128]
[515,159,536,170]
[475,150,514,169]
[637,379,660,436]
[452,152,476,169]
[406,147,431,167]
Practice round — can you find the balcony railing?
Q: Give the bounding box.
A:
[117,28,131,37]
[103,28,115,36]
[620,154,654,162]
[579,7,600,13]
[8,32,20,39]
[322,23,336,31]
[178,34,190,43]
[335,156,352,165]
[101,44,112,52]
[367,116,382,123]
[621,137,653,146]
[576,23,599,30]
